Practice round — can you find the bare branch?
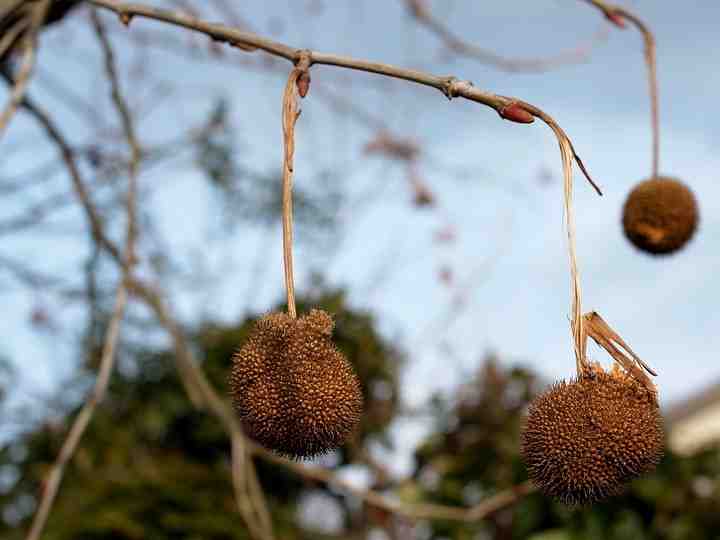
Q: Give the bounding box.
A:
[90,7,141,263]
[25,281,129,540]
[20,15,146,534]
[0,73,125,263]
[87,0,598,190]
[406,0,609,73]
[127,277,274,539]
[0,0,51,137]
[584,0,659,177]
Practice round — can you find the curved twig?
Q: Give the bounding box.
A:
[584,0,659,177]
[406,0,609,73]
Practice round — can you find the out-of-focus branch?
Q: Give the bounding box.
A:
[405,0,608,73]
[130,275,536,526]
[127,277,274,540]
[90,8,141,263]
[0,0,51,137]
[0,191,72,236]
[0,252,65,289]
[25,279,128,540]
[583,0,659,177]
[0,73,125,263]
[23,11,145,536]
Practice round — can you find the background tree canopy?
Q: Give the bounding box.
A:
[3,295,720,539]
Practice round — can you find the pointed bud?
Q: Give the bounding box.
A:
[499,103,534,124]
[297,72,311,98]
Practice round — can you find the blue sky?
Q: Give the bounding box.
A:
[1,0,719,460]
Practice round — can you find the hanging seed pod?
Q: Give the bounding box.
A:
[622,176,698,255]
[521,364,663,505]
[229,309,363,458]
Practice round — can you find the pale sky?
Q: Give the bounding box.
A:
[1,1,719,459]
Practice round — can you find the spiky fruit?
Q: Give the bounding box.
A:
[622,176,698,255]
[521,366,663,505]
[229,309,363,458]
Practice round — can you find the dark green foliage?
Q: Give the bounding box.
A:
[413,358,720,540]
[5,315,720,539]
[0,289,402,539]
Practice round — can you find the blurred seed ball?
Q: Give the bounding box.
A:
[229,309,363,458]
[521,366,663,505]
[622,176,698,255]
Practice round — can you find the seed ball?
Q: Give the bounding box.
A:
[622,176,698,255]
[229,309,363,458]
[521,366,663,505]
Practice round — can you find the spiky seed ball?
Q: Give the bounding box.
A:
[229,309,363,458]
[622,176,698,255]
[521,366,663,505]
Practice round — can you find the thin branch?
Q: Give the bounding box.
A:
[87,0,599,192]
[128,278,274,540]
[406,0,609,73]
[0,191,72,236]
[25,281,129,540]
[0,252,65,289]
[584,0,659,177]
[0,16,29,60]
[0,0,51,137]
[90,7,141,263]
[0,73,125,263]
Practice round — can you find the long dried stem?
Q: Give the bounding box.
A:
[584,0,660,177]
[280,61,309,318]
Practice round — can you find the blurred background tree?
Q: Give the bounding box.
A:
[0,287,404,539]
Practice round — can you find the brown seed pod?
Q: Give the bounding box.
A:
[622,176,698,255]
[229,309,363,458]
[521,365,663,505]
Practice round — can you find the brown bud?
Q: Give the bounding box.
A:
[521,366,664,505]
[119,12,133,26]
[297,72,311,98]
[605,11,626,29]
[229,310,363,458]
[499,103,534,124]
[622,176,699,255]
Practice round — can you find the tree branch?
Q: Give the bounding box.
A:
[405,0,609,73]
[25,280,128,540]
[90,7,141,263]
[0,0,51,137]
[0,73,125,263]
[583,0,659,177]
[87,0,599,192]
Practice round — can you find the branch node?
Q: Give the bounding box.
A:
[118,11,133,26]
[441,77,459,100]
